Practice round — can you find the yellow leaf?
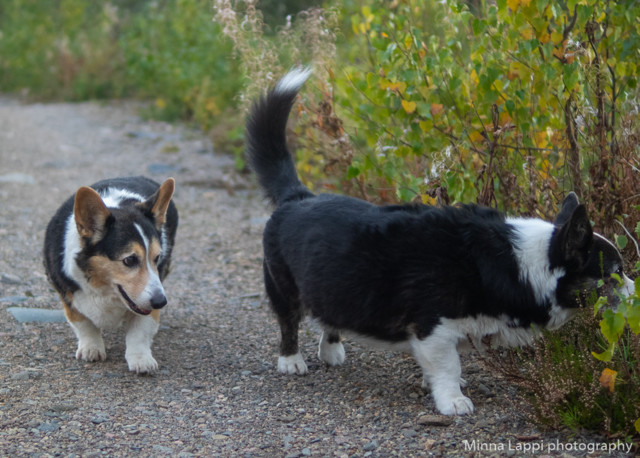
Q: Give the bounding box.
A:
[469,130,485,143]
[419,120,433,132]
[383,81,407,93]
[421,195,436,205]
[402,100,417,114]
[155,98,166,109]
[205,98,218,113]
[550,31,563,45]
[553,46,565,60]
[599,368,617,393]
[539,31,550,44]
[535,130,548,147]
[541,158,550,172]
[404,35,413,49]
[470,69,479,86]
[635,417,640,434]
[507,0,520,11]
[430,103,444,116]
[520,27,533,40]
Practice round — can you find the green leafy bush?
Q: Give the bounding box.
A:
[0,0,124,99]
[120,0,240,130]
[488,306,640,438]
[0,0,239,133]
[322,0,640,219]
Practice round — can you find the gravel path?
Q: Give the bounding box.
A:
[0,98,632,457]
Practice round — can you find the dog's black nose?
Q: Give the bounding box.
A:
[150,292,167,309]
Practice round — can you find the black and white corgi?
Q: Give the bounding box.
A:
[246,69,635,415]
[44,176,178,373]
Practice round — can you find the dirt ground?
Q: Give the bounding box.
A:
[0,97,632,457]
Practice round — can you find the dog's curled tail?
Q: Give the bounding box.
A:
[246,67,314,207]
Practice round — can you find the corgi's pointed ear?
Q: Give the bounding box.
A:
[138,178,175,228]
[74,187,111,244]
[558,204,593,270]
[555,192,580,226]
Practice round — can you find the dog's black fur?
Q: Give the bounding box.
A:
[247,69,633,415]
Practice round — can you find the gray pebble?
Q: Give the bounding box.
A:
[152,445,174,454]
[11,371,30,380]
[478,383,494,397]
[7,307,66,323]
[90,414,109,424]
[37,421,60,432]
[363,439,379,451]
[0,273,22,284]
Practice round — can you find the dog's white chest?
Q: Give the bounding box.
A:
[72,289,130,330]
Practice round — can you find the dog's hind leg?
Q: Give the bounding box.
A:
[318,329,345,366]
[411,330,473,415]
[264,262,308,375]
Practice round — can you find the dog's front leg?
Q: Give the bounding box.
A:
[411,332,473,415]
[63,302,106,362]
[124,310,160,374]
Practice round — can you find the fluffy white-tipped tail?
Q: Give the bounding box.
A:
[274,67,312,95]
[245,67,315,206]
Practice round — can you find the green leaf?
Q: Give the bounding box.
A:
[600,309,626,343]
[627,304,640,334]
[347,165,361,180]
[396,186,415,202]
[615,234,628,250]
[593,296,608,316]
[563,62,580,91]
[610,272,622,286]
[592,342,615,362]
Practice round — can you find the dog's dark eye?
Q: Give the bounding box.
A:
[122,255,139,268]
[154,255,160,265]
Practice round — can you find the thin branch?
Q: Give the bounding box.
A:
[614,220,640,259]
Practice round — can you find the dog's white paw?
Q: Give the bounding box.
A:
[126,352,158,374]
[435,394,474,415]
[318,341,345,366]
[278,353,308,375]
[76,342,106,362]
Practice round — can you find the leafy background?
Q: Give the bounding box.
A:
[1,0,638,439]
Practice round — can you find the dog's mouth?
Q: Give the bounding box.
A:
[117,285,151,316]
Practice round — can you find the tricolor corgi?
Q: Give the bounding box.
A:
[44,176,178,373]
[246,69,635,415]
